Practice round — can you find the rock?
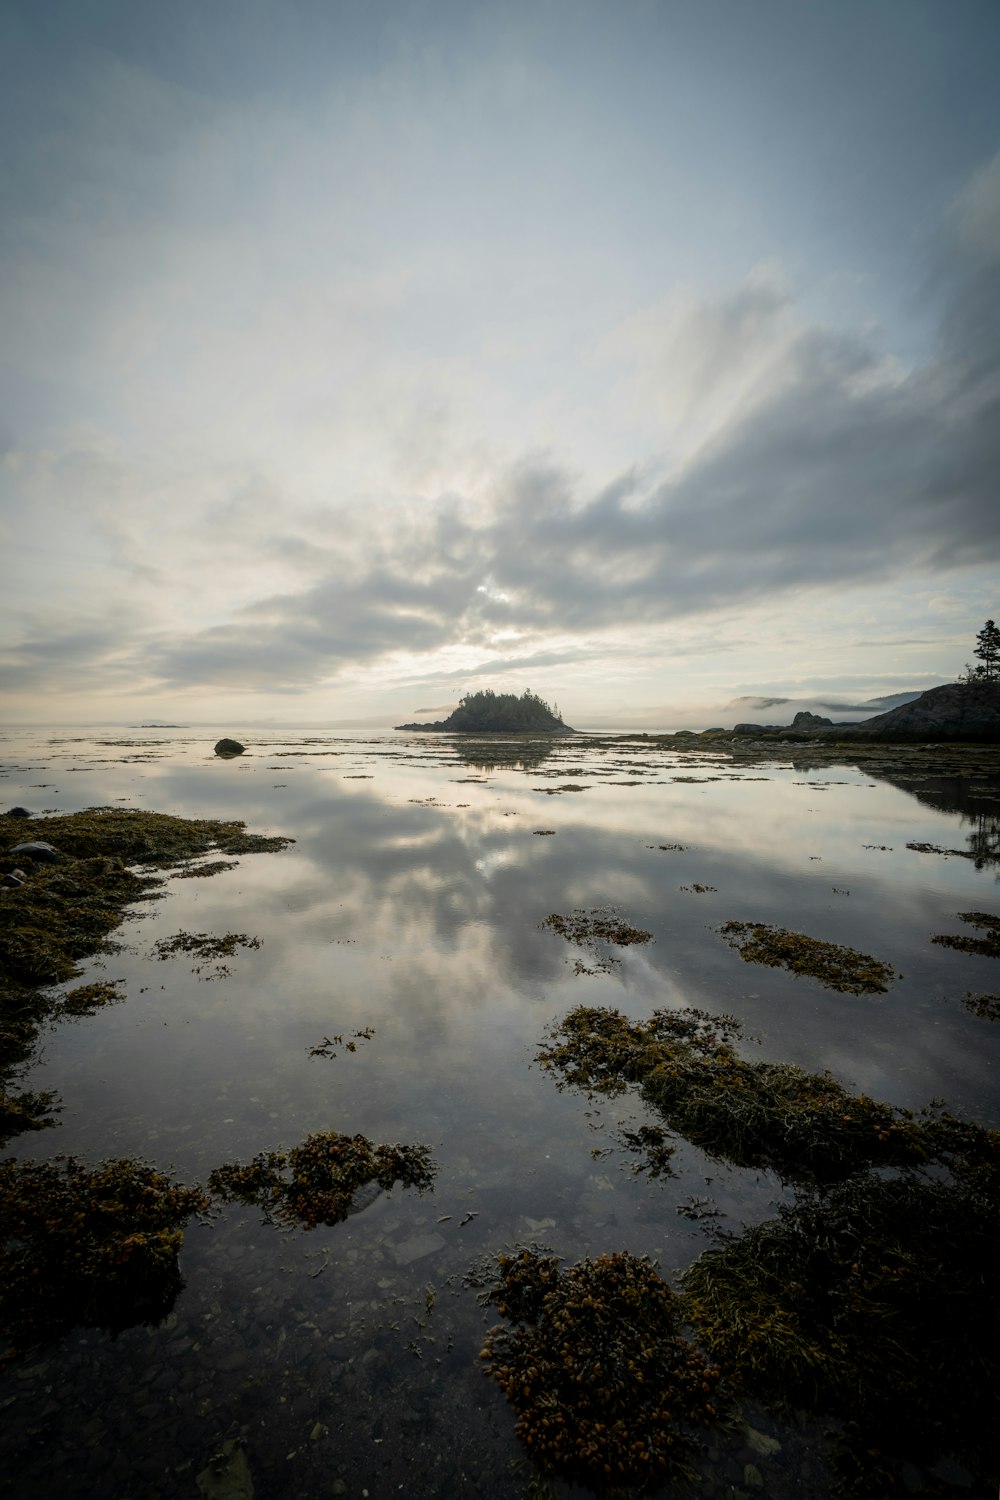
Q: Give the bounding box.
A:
[1,873,25,888]
[196,1438,254,1500]
[9,841,60,863]
[830,681,1000,743]
[6,807,32,818]
[214,739,246,757]
[744,1426,782,1457]
[791,710,833,728]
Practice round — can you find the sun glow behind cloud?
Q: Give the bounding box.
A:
[1,0,998,725]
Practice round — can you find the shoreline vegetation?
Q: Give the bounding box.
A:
[396,688,576,734]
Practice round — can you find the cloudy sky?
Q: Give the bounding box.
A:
[2,0,999,728]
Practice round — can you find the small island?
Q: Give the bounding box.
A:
[396,689,576,735]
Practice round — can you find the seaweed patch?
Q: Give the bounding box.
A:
[308,1026,376,1058]
[963,991,1000,1020]
[0,1154,211,1361]
[680,1170,1000,1494]
[59,979,125,1015]
[932,910,1000,959]
[718,920,896,994]
[151,931,262,978]
[542,909,653,974]
[479,1248,724,1491]
[208,1130,436,1229]
[538,1005,979,1184]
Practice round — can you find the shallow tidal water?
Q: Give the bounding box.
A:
[1,724,998,1499]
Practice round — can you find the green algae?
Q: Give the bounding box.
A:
[718,920,896,994]
[480,1248,724,1494]
[208,1130,436,1229]
[0,1154,211,1361]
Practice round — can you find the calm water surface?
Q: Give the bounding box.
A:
[1,726,998,1498]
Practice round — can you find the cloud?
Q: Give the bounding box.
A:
[3,153,1000,705]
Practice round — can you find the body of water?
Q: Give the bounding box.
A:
[1,725,998,1498]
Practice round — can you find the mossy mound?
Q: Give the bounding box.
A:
[680,1172,1000,1492]
[718,920,896,994]
[0,1155,211,1360]
[538,1005,987,1183]
[480,1248,724,1492]
[208,1130,436,1229]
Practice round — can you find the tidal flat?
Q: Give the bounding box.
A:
[0,724,998,1499]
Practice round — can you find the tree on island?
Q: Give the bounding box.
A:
[960,619,1000,682]
[396,688,573,733]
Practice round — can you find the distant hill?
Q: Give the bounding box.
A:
[726,690,929,721]
[726,682,1000,743]
[396,689,575,734]
[837,681,1000,742]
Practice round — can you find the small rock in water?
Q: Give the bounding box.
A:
[9,841,60,862]
[214,739,246,757]
[6,807,32,818]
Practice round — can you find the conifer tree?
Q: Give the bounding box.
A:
[960,619,999,682]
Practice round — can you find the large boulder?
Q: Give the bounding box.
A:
[214,739,246,757]
[791,711,833,728]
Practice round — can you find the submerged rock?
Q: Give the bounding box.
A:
[196,1438,254,1500]
[214,738,246,757]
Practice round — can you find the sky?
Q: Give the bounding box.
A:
[2,0,999,729]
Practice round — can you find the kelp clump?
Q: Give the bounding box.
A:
[932,910,1000,959]
[480,1248,724,1492]
[539,1005,957,1183]
[208,1130,436,1228]
[0,1154,211,1360]
[542,908,653,974]
[680,1171,1000,1492]
[718,920,896,994]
